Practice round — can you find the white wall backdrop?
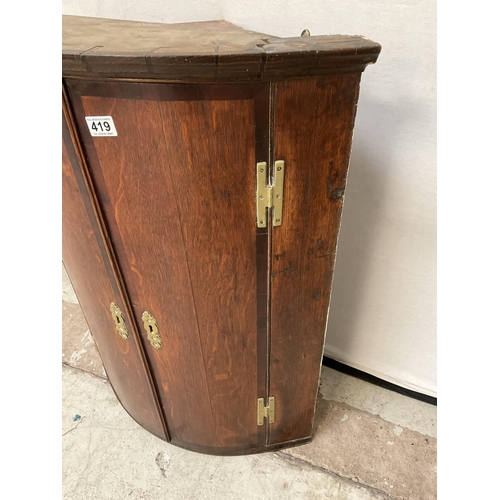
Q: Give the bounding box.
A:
[62,0,437,397]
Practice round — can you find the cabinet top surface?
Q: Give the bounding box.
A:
[62,15,381,81]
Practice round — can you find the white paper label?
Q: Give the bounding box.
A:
[85,116,118,137]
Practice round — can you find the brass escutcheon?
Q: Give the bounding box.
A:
[110,302,129,340]
[142,311,162,349]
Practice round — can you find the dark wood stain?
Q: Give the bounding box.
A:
[269,73,362,444]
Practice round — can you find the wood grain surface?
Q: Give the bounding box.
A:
[269,74,362,444]
[65,80,271,452]
[63,66,369,453]
[62,106,166,440]
[62,15,381,81]
[157,91,267,449]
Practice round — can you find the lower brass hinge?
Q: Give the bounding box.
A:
[256,161,285,228]
[257,397,275,426]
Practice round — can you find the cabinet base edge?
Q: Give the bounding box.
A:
[168,436,312,456]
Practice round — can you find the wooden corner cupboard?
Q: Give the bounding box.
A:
[62,15,381,455]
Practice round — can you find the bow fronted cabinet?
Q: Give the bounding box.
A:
[62,15,381,455]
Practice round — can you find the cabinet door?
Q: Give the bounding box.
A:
[269,74,362,444]
[62,105,166,440]
[65,80,270,453]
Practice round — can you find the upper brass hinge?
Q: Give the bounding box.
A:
[257,396,275,426]
[256,161,285,228]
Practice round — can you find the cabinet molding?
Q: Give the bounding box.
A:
[63,16,380,82]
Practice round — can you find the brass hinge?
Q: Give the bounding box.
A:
[256,160,285,228]
[257,397,275,426]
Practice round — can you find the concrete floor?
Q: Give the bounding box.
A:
[62,266,436,499]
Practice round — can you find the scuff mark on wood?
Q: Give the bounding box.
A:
[271,263,297,278]
[317,253,332,259]
[326,177,345,201]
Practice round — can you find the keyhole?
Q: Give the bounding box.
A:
[115,315,121,325]
[149,325,153,333]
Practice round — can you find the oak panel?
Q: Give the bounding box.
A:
[158,95,263,448]
[73,92,218,447]
[269,74,362,444]
[66,80,269,450]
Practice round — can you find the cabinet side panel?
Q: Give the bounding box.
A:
[269,74,361,443]
[62,111,166,440]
